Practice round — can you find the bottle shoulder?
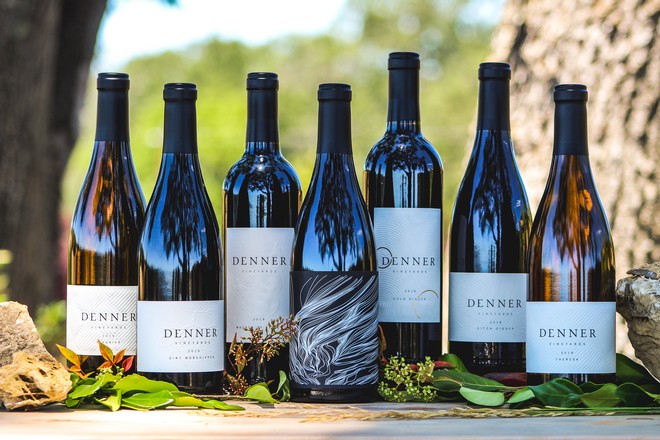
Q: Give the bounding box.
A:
[224,154,301,192]
[365,132,442,170]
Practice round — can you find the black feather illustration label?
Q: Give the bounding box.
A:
[290,271,379,387]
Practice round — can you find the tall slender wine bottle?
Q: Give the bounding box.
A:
[223,72,301,385]
[448,62,532,375]
[290,83,379,402]
[137,83,224,392]
[527,84,616,385]
[364,52,443,363]
[67,73,145,369]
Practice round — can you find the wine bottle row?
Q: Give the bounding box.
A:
[67,53,615,403]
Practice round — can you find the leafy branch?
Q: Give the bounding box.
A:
[378,353,660,413]
[57,341,244,412]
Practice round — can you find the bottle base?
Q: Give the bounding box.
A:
[526,372,616,385]
[291,386,377,403]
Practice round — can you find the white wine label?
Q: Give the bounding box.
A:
[290,271,379,387]
[225,227,294,342]
[137,300,224,373]
[374,207,441,323]
[66,285,138,355]
[449,272,527,343]
[526,301,616,374]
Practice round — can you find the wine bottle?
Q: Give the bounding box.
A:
[364,52,443,364]
[527,84,616,385]
[448,62,532,375]
[137,83,224,392]
[290,83,379,402]
[223,72,301,385]
[67,72,145,369]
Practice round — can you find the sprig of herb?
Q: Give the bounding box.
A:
[57,341,244,412]
[226,315,297,397]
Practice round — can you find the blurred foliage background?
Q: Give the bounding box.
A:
[5,0,502,351]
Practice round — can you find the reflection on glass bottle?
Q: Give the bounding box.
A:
[290,83,379,403]
[365,52,443,364]
[137,83,224,393]
[527,84,616,385]
[67,73,145,370]
[224,72,301,387]
[449,62,531,376]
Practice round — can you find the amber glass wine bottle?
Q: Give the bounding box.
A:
[67,73,145,369]
[527,84,616,385]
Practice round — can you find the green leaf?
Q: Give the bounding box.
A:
[112,374,178,394]
[433,370,505,392]
[507,388,535,404]
[65,396,82,408]
[579,382,604,393]
[615,383,659,407]
[437,353,468,372]
[245,382,277,403]
[579,383,620,408]
[616,354,658,385]
[121,390,174,410]
[433,377,462,393]
[275,370,290,402]
[69,373,120,399]
[94,390,122,412]
[166,391,244,411]
[529,378,583,408]
[459,387,505,407]
[203,399,245,411]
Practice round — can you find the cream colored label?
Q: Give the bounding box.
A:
[66,285,138,355]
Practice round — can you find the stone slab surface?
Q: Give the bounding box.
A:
[1,402,658,439]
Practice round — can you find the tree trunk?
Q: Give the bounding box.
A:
[0,0,107,314]
[490,0,659,275]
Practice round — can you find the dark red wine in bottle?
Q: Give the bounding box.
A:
[290,84,379,402]
[137,83,224,393]
[449,62,532,375]
[364,52,443,364]
[223,72,301,385]
[527,84,616,385]
[67,73,145,369]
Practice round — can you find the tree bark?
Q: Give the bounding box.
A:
[0,0,107,313]
[490,0,660,274]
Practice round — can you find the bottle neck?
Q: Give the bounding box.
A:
[553,100,589,156]
[246,88,280,154]
[95,89,129,141]
[476,78,510,131]
[317,100,352,155]
[386,68,420,132]
[163,100,197,154]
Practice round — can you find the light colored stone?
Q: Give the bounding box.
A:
[616,263,660,379]
[0,301,51,366]
[0,352,71,410]
[0,301,71,410]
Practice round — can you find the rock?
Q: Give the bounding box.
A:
[0,352,72,410]
[616,263,660,379]
[0,301,71,410]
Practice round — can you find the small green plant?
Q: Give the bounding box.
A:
[57,341,243,411]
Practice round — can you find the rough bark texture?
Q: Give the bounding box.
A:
[490,0,660,273]
[0,0,107,313]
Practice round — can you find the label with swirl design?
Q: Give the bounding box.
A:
[289,271,379,388]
